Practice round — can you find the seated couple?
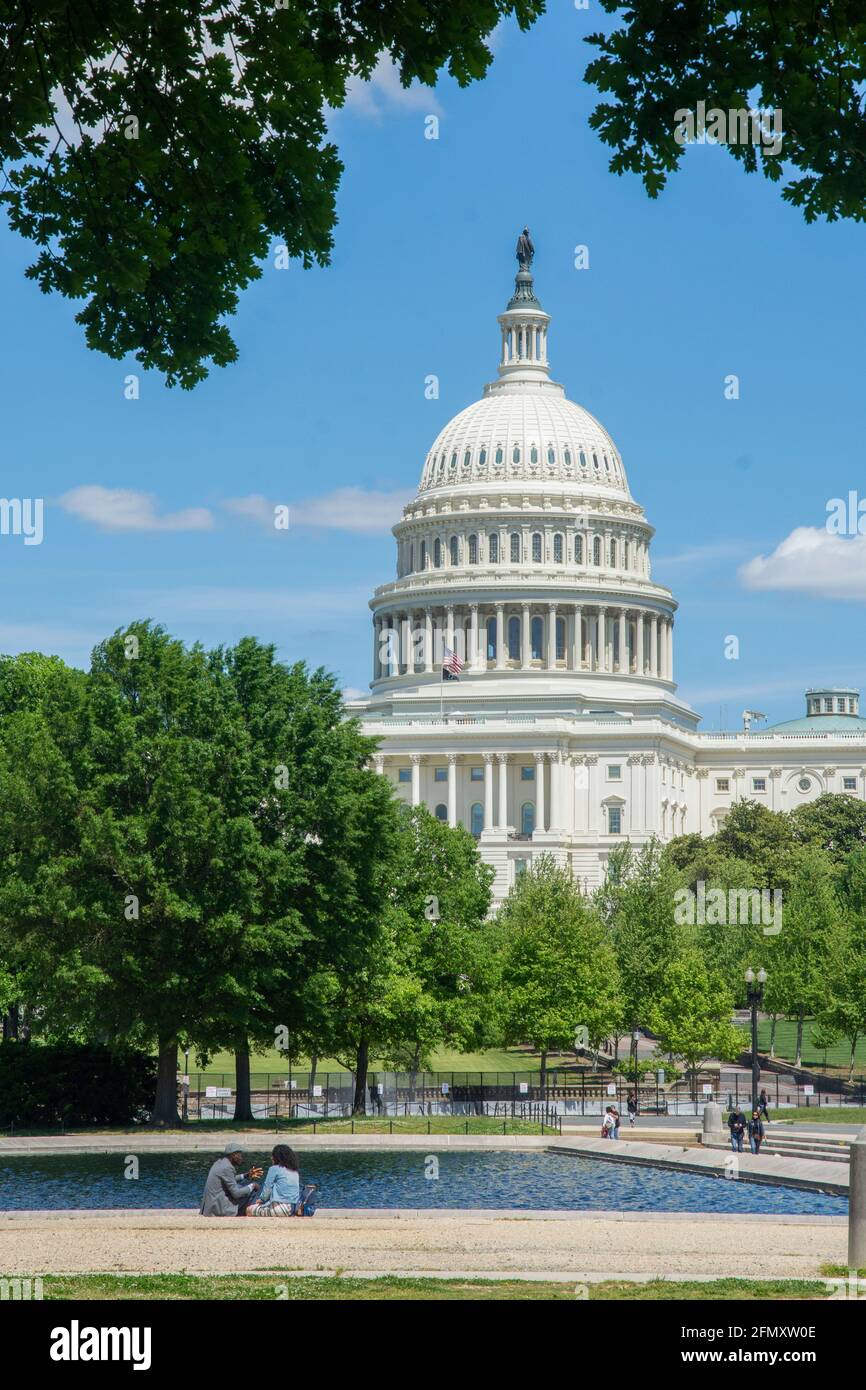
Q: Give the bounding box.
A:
[200,1142,310,1217]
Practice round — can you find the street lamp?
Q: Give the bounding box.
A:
[744,967,767,1113]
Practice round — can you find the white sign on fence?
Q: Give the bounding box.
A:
[803,1085,814,1096]
[702,1084,713,1095]
[441,1082,450,1095]
[312,1085,323,1097]
[519,1082,528,1094]
[205,1086,232,1098]
[607,1083,617,1096]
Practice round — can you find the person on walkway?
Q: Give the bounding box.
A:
[748,1109,765,1155]
[611,1105,621,1139]
[247,1144,302,1216]
[728,1106,746,1153]
[601,1106,616,1139]
[627,1092,638,1128]
[200,1143,262,1217]
[758,1089,770,1123]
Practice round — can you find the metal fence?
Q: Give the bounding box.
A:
[184,1067,866,1122]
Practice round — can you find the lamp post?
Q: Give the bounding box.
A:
[744,967,767,1113]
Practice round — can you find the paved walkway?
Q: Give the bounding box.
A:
[0,1209,845,1280]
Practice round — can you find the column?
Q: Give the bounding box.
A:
[469,603,479,671]
[535,754,546,832]
[447,753,457,828]
[410,753,421,807]
[483,753,495,831]
[618,608,627,673]
[549,752,560,831]
[400,612,410,673]
[636,610,644,675]
[586,755,598,832]
[495,603,505,669]
[497,752,509,829]
[445,604,455,657]
[573,604,582,670]
[666,619,674,679]
[521,603,531,669]
[650,614,659,677]
[372,617,380,680]
[597,607,607,672]
[424,609,433,673]
[373,754,385,775]
[547,604,557,669]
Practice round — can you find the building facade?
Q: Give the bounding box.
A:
[348,246,866,902]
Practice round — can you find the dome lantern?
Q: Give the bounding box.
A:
[496,227,551,384]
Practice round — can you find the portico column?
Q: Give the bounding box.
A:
[483,753,495,831]
[521,603,531,669]
[618,608,627,673]
[372,617,380,680]
[597,607,607,672]
[636,610,644,675]
[400,612,411,673]
[573,604,582,670]
[666,619,674,679]
[373,754,385,775]
[497,753,509,829]
[547,604,557,669]
[410,753,421,807]
[445,605,455,657]
[424,609,433,673]
[650,614,659,677]
[549,751,561,831]
[495,604,506,669]
[535,754,546,832]
[447,753,457,828]
[469,603,479,670]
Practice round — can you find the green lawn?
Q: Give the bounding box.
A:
[197,1046,560,1078]
[34,1274,843,1301]
[739,1019,866,1077]
[774,1107,866,1125]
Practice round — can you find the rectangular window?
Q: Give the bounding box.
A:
[398,768,411,783]
[716,778,730,793]
[434,767,447,782]
[752,777,766,792]
[608,807,622,834]
[844,777,857,791]
[520,766,535,781]
[514,858,528,878]
[607,764,622,781]
[470,766,484,782]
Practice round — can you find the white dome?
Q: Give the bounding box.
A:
[419,383,629,498]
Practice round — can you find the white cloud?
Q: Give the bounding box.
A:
[223,487,410,536]
[340,54,442,120]
[60,486,214,533]
[739,527,866,600]
[654,541,751,568]
[341,686,367,703]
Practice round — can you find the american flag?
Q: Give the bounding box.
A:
[442,646,463,680]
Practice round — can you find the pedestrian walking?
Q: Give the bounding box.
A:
[749,1108,765,1154]
[627,1091,638,1128]
[758,1088,770,1123]
[728,1106,746,1153]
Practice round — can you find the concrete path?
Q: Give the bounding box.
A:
[0,1209,846,1280]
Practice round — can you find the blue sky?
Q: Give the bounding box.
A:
[1,6,865,730]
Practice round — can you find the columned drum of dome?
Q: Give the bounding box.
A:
[347,233,866,902]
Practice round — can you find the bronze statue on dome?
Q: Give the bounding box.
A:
[516,226,534,270]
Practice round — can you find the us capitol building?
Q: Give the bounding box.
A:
[347,234,866,902]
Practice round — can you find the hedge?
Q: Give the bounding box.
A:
[0,1041,157,1127]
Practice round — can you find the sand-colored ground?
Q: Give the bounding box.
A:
[0,1210,846,1280]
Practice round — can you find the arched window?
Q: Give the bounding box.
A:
[420,540,427,570]
[592,536,602,566]
[574,534,584,564]
[495,445,503,465]
[449,452,457,472]
[564,448,572,467]
[434,804,447,822]
[409,544,414,573]
[434,538,442,568]
[547,446,555,467]
[479,447,487,467]
[470,803,484,837]
[449,535,459,566]
[623,541,630,569]
[463,449,471,469]
[556,616,566,660]
[531,532,542,562]
[437,455,444,477]
[531,615,544,660]
[579,450,587,468]
[468,534,478,564]
[553,533,563,563]
[521,802,535,836]
[510,532,521,563]
[508,615,521,660]
[530,445,538,464]
[512,445,520,465]
[489,532,499,563]
[592,453,600,472]
[609,539,617,567]
[486,616,497,660]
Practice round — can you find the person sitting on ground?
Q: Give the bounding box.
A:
[748,1108,765,1155]
[200,1143,263,1217]
[727,1106,747,1153]
[246,1144,302,1216]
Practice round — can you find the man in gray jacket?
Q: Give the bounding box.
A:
[200,1143,263,1216]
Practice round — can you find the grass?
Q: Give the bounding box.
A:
[197,1046,570,1078]
[774,1107,866,1125]
[3,1115,552,1138]
[741,1019,866,1078]
[28,1274,845,1301]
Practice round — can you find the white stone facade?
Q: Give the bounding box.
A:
[348,251,866,903]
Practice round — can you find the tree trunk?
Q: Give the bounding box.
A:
[850,1035,858,1084]
[769,1014,777,1059]
[152,1035,180,1125]
[539,1048,548,1095]
[352,1038,369,1116]
[795,1009,804,1068]
[613,1033,620,1064]
[308,1052,318,1093]
[233,1040,254,1122]
[2,1003,19,1041]
[408,1044,421,1105]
